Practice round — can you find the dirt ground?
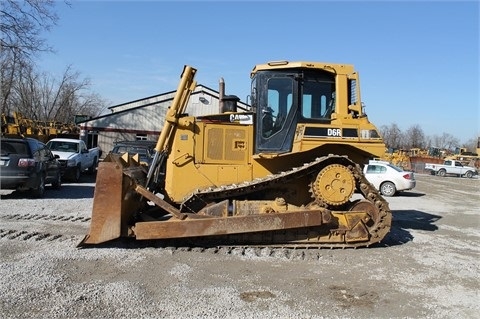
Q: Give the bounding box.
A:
[0,173,478,319]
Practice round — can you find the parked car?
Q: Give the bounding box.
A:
[363,160,416,197]
[46,138,101,182]
[425,159,477,178]
[0,137,61,197]
[110,140,156,167]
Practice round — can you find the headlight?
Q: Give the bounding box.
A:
[67,159,76,167]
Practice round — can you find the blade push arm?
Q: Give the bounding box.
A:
[146,65,197,187]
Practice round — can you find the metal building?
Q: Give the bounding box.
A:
[78,84,248,157]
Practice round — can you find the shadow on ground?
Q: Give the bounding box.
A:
[380,209,442,247]
[395,191,426,198]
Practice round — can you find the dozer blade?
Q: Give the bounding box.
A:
[78,160,140,246]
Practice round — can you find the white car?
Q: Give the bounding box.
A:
[363,160,416,197]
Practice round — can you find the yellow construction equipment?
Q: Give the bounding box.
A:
[80,61,391,248]
[445,144,480,170]
[1,113,20,135]
[383,148,411,169]
[1,112,80,142]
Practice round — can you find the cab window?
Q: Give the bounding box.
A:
[301,78,335,120]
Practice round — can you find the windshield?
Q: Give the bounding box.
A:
[47,141,78,152]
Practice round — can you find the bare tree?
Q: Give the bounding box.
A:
[462,135,480,154]
[11,65,108,123]
[1,1,108,129]
[0,0,58,57]
[404,124,426,149]
[379,121,473,154]
[380,123,404,150]
[430,133,460,152]
[0,0,59,116]
[0,50,25,116]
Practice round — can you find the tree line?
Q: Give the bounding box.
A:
[380,123,478,154]
[1,0,108,126]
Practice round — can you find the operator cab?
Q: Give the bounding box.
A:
[250,62,337,154]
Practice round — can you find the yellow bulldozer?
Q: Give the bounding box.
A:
[80,61,391,248]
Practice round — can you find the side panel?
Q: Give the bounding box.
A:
[198,124,250,164]
[291,120,385,163]
[164,121,254,203]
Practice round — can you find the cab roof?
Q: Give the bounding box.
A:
[251,60,355,77]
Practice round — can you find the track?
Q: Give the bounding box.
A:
[0,209,389,260]
[0,212,91,243]
[139,245,353,261]
[178,154,392,248]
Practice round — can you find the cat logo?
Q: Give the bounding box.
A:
[229,114,253,124]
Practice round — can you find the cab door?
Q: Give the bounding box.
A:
[255,74,298,154]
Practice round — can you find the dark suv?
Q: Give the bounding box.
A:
[0,137,61,197]
[110,140,156,167]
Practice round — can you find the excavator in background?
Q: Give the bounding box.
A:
[80,61,391,248]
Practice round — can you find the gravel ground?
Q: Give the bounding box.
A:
[0,173,479,319]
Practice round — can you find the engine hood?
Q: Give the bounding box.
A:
[51,151,77,160]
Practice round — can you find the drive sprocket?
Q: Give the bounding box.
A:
[311,164,355,206]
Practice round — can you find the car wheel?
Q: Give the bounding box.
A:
[72,166,81,182]
[32,173,46,198]
[437,169,446,177]
[465,171,473,178]
[52,171,62,189]
[380,181,396,197]
[87,157,98,174]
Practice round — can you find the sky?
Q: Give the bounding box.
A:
[38,0,479,143]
